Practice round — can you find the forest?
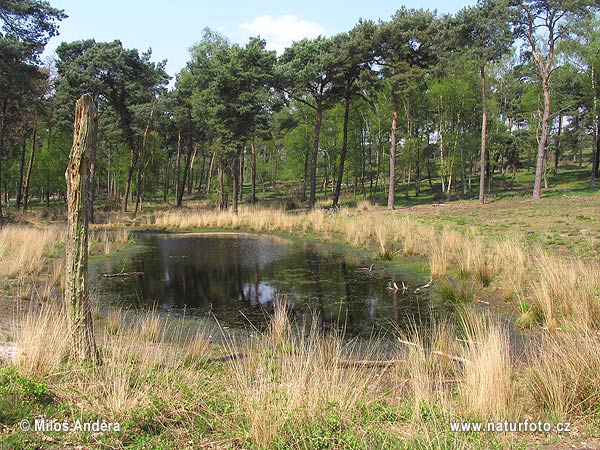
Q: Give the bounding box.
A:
[1,0,599,219]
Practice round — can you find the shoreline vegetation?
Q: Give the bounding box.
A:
[0,197,599,449]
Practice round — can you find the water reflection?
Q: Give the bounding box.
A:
[98,233,432,336]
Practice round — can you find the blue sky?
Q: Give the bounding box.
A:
[44,0,477,80]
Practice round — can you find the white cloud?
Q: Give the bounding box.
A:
[240,15,326,54]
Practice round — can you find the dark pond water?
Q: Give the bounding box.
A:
[96,233,436,336]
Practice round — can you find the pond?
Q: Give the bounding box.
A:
[95,233,437,337]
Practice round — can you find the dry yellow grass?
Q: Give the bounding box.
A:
[399,323,452,421]
[493,239,529,299]
[528,330,600,420]
[13,306,214,420]
[7,291,597,448]
[14,305,71,376]
[356,199,374,211]
[458,310,513,419]
[228,302,384,447]
[0,225,64,277]
[532,252,600,330]
[90,228,131,255]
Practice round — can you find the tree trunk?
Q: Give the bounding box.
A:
[309,103,324,210]
[388,91,399,210]
[176,137,193,207]
[88,151,96,223]
[187,144,198,195]
[232,145,242,214]
[16,134,26,209]
[217,158,227,210]
[302,135,309,201]
[123,141,138,213]
[163,156,170,202]
[206,151,215,196]
[333,94,351,208]
[414,138,421,196]
[134,107,154,216]
[553,113,562,175]
[533,78,551,200]
[250,137,257,204]
[23,126,37,212]
[591,65,598,188]
[593,124,600,178]
[0,100,7,219]
[239,145,244,203]
[197,148,206,194]
[64,94,98,364]
[174,131,182,203]
[479,66,487,204]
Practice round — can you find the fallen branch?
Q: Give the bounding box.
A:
[414,276,434,293]
[103,271,144,278]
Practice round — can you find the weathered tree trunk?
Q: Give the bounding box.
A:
[388,91,399,210]
[88,138,97,223]
[23,126,37,212]
[250,137,257,204]
[479,66,487,204]
[64,94,98,364]
[333,94,351,208]
[309,103,324,210]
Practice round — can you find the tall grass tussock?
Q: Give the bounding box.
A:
[0,225,64,277]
